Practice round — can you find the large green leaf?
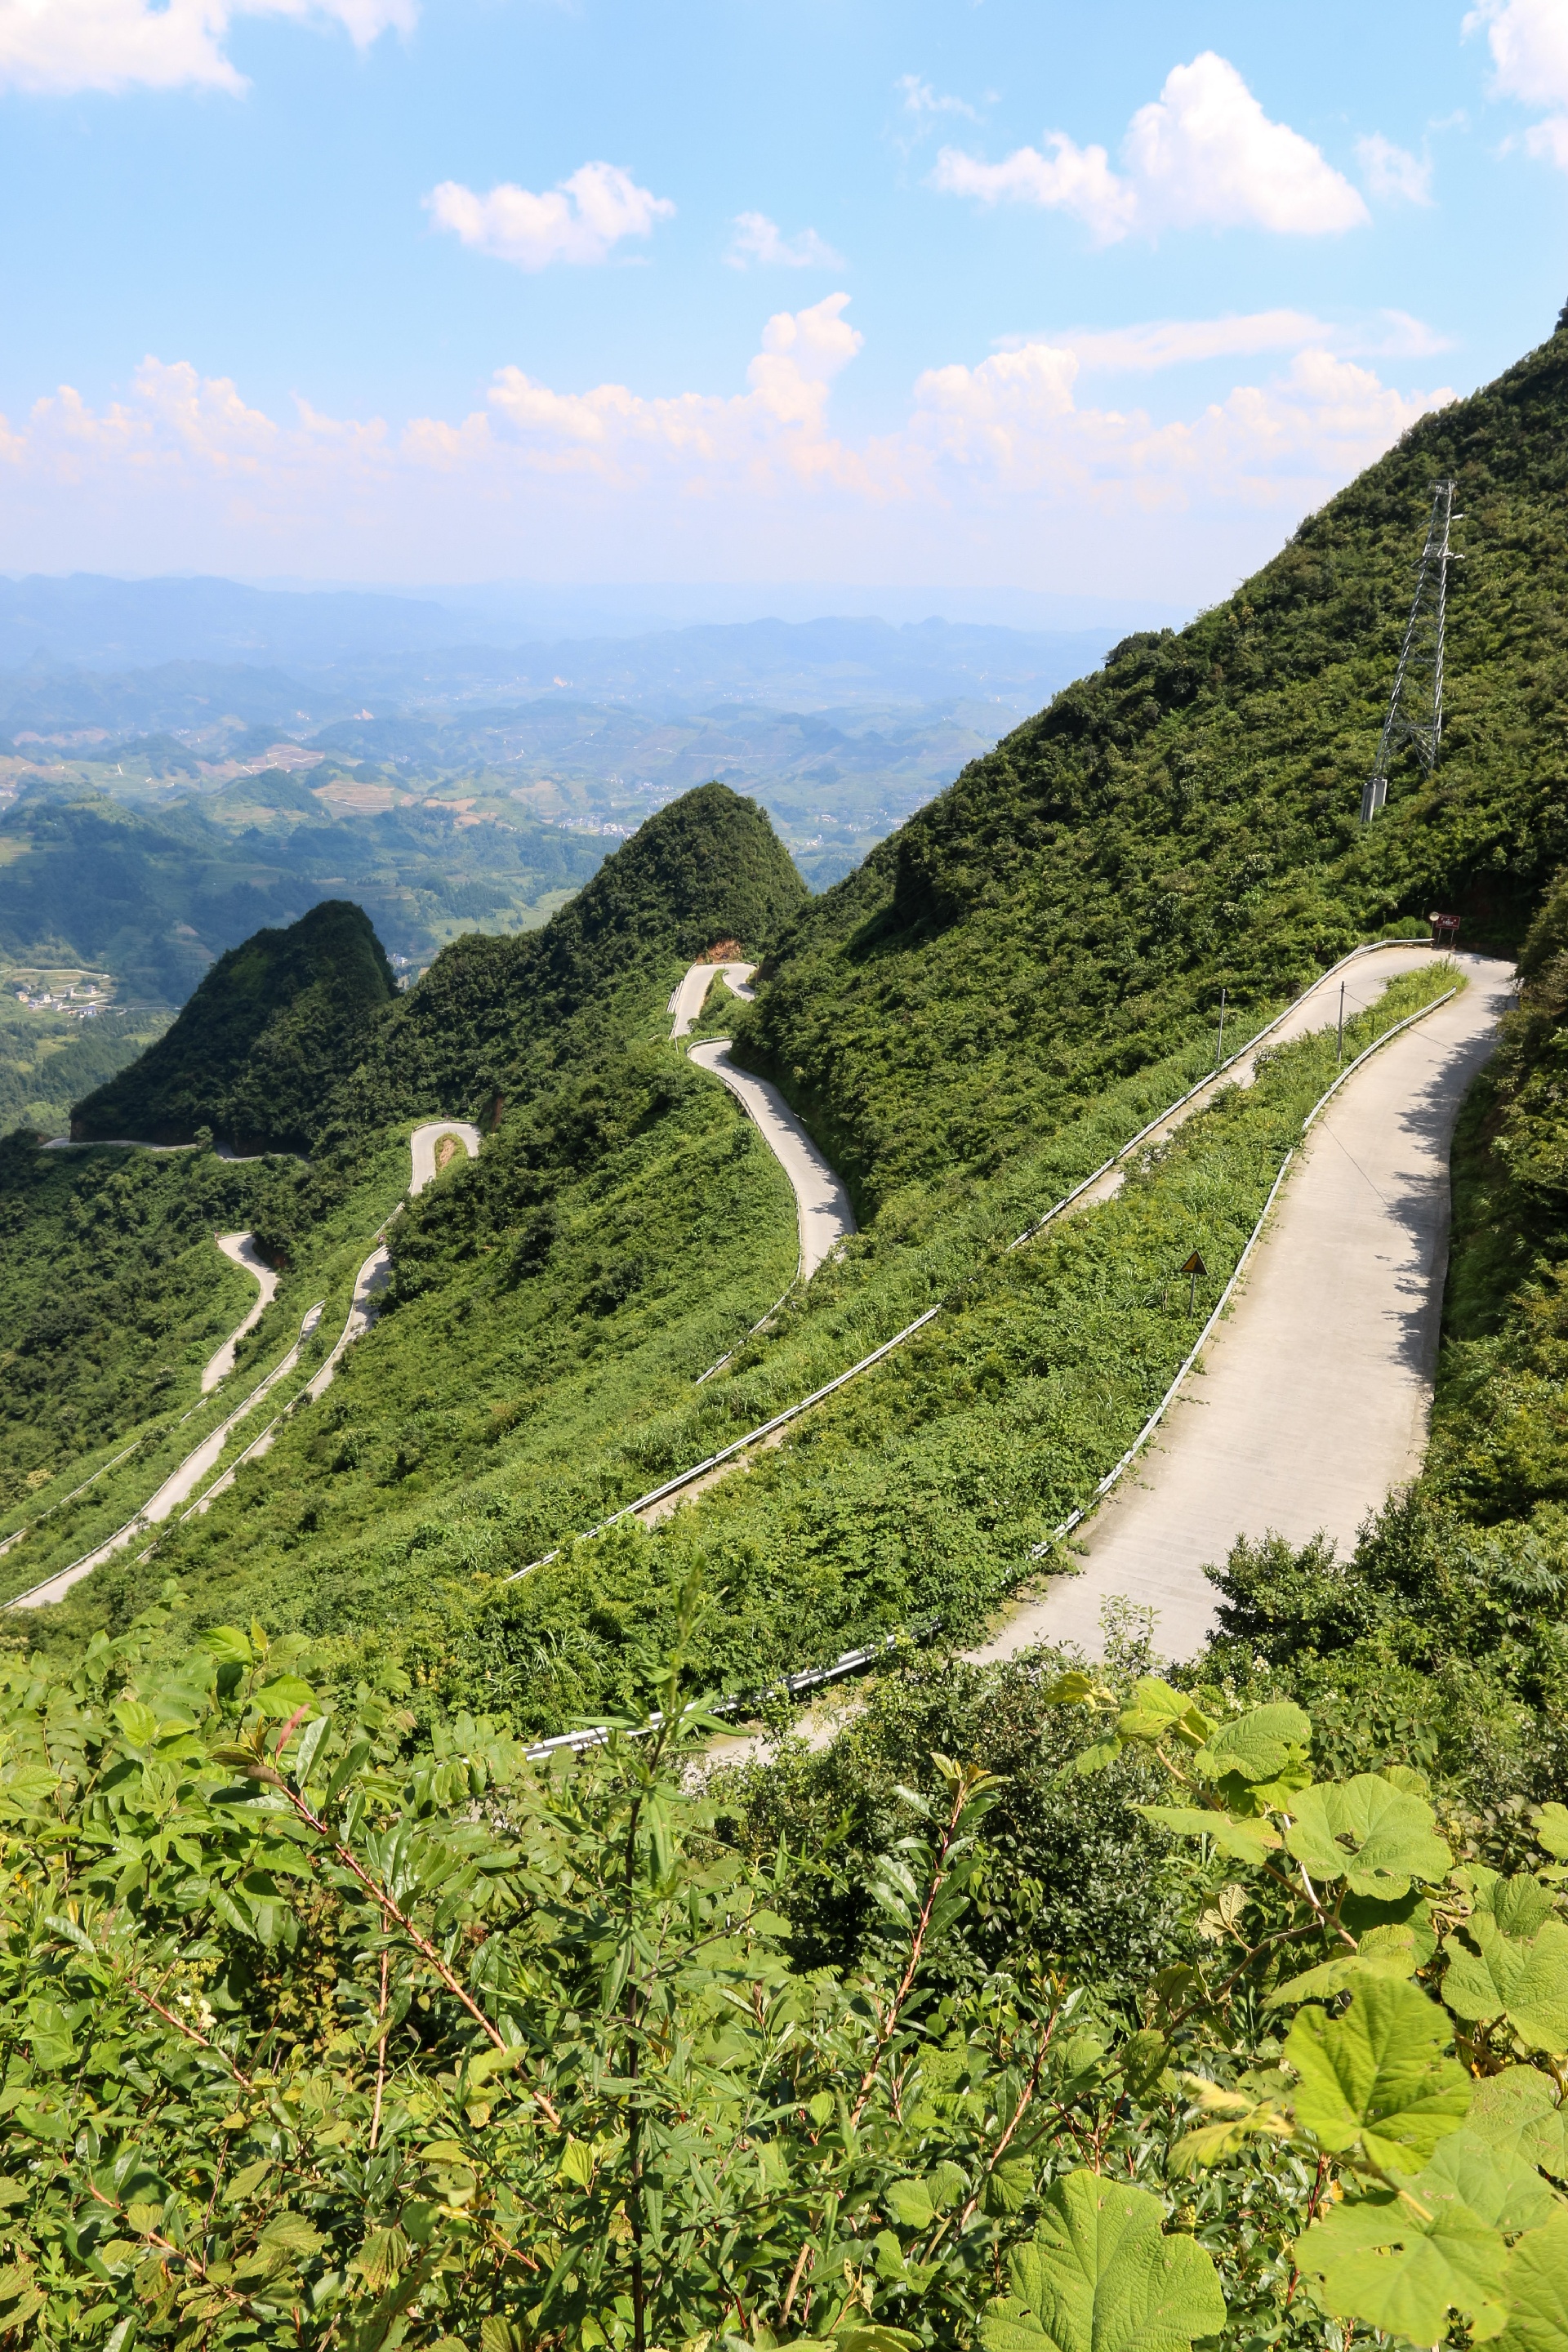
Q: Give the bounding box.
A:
[1285,1775,1451,1898]
[1420,2130,1561,2230]
[1293,2127,1550,2342]
[1285,1977,1472,2173]
[1192,1704,1312,1788]
[1443,1918,1568,2055]
[978,2171,1225,2352]
[1497,2207,1568,2352]
[1132,1805,1281,1864]
[1534,1806,1568,1864]
[1115,1681,1205,1745]
[1468,2069,1568,2183]
[1293,2181,1508,2342]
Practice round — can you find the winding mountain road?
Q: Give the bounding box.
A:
[202,1235,278,1392]
[670,960,755,1037]
[7,1120,480,1612]
[688,1042,858,1286]
[673,960,857,1289]
[972,947,1517,1663]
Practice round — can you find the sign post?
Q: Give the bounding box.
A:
[1179,1250,1208,1318]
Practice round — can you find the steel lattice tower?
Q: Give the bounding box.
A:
[1360,479,1461,824]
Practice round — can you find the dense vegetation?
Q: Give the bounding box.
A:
[736,325,1568,1212]
[0,1000,167,1139]
[2,1595,1566,2351]
[74,900,396,1152]
[5,323,1568,2350]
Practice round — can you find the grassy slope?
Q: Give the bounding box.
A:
[734,323,1568,1216]
[0,1128,414,1537]
[13,327,1568,1740]
[0,786,809,1600]
[16,963,1453,1739]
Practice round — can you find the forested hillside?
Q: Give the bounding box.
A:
[8,323,1568,2352]
[322,778,807,1134]
[73,899,395,1152]
[736,324,1568,1208]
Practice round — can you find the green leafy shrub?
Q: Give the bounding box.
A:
[2,1589,1567,2346]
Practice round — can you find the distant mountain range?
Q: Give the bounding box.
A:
[0,607,1127,730]
[0,572,1182,672]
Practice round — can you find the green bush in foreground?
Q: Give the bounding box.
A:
[2,1588,1567,2349]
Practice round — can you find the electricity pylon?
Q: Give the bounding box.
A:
[1360,479,1461,824]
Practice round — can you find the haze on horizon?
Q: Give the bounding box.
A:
[0,1,1564,613]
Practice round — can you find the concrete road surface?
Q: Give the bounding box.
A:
[973,950,1517,1666]
[687,1040,857,1285]
[306,1123,481,1401]
[202,1233,279,1392]
[11,1302,324,1610]
[409,1120,483,1198]
[670,961,756,1039]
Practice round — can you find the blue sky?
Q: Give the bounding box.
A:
[0,0,1565,609]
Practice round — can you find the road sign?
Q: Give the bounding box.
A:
[1179,1252,1207,1276]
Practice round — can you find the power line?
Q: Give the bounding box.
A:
[1361,479,1463,824]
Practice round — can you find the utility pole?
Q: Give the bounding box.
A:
[1336,981,1346,1067]
[1361,479,1462,824]
[1214,987,1227,1070]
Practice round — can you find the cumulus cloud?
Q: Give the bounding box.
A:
[425,162,675,270]
[0,306,1453,588]
[934,51,1368,243]
[480,292,873,493]
[0,0,413,96]
[934,136,1136,242]
[1465,0,1568,167]
[725,212,844,270]
[905,343,1446,509]
[1356,132,1434,203]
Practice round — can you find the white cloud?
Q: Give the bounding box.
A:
[933,136,1136,242]
[425,163,675,270]
[0,309,1453,592]
[998,310,1453,372]
[474,292,875,496]
[1356,132,1434,203]
[1049,312,1337,372]
[905,343,1447,501]
[896,73,982,124]
[1465,0,1568,167]
[725,212,844,270]
[0,0,413,96]
[935,51,1368,243]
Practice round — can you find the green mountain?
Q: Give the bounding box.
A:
[326,777,808,1134]
[11,321,1568,1695]
[11,324,1568,2352]
[736,324,1568,1209]
[72,898,396,1152]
